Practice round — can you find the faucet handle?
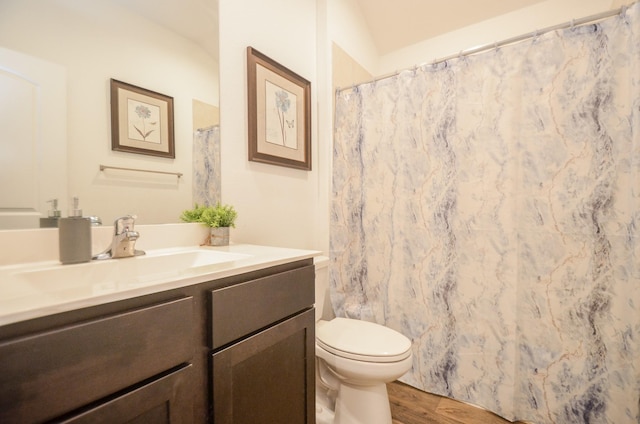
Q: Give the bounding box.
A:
[113,215,137,234]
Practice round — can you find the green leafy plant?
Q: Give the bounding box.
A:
[180,203,237,228]
[180,204,206,223]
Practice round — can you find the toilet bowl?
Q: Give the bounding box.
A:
[314,257,413,424]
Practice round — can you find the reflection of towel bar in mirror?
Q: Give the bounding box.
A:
[99,165,183,179]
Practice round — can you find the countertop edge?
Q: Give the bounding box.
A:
[0,244,321,327]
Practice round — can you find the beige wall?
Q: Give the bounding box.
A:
[218,0,322,251]
[326,0,379,75]
[193,100,219,131]
[332,42,373,94]
[612,0,634,7]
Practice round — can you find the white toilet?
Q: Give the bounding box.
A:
[314,257,413,424]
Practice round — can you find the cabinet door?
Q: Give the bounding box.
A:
[60,364,193,424]
[212,309,315,424]
[0,297,194,423]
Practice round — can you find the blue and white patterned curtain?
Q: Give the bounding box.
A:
[331,4,640,423]
[193,125,221,207]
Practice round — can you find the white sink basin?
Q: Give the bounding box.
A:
[11,248,252,294]
[0,243,318,326]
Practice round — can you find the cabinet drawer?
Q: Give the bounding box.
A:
[60,364,194,424]
[211,264,314,349]
[0,297,194,424]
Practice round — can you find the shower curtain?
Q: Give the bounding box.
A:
[193,125,221,207]
[331,4,639,423]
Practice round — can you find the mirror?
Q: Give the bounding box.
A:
[0,0,219,229]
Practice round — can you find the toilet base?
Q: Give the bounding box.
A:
[316,383,336,424]
[334,382,392,424]
[316,402,335,424]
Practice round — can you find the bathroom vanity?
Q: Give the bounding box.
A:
[0,244,317,423]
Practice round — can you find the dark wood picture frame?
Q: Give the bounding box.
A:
[110,79,175,158]
[247,47,311,171]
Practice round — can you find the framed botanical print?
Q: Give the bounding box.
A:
[246,47,311,171]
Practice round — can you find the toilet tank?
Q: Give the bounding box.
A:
[314,256,334,322]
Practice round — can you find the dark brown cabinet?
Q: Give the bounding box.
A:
[210,265,316,424]
[212,310,315,424]
[0,297,194,424]
[60,364,194,424]
[0,258,315,424]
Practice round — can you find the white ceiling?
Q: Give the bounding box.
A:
[112,0,219,58]
[114,0,630,60]
[115,0,547,59]
[355,0,548,54]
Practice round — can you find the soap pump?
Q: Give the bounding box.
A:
[58,196,92,264]
[39,199,62,228]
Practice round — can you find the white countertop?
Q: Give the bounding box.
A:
[0,244,320,327]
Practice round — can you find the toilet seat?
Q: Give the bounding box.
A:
[316,318,411,363]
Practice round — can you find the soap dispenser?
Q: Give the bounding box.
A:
[39,199,61,228]
[58,197,92,264]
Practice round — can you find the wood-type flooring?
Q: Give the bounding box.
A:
[388,381,525,424]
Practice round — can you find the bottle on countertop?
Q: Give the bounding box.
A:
[58,197,92,264]
[39,199,61,228]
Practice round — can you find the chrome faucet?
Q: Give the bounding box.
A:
[93,215,145,260]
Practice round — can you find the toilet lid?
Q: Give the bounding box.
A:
[316,318,412,363]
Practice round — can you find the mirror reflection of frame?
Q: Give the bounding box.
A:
[110,79,175,159]
[0,0,219,229]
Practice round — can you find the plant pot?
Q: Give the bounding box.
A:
[209,227,230,246]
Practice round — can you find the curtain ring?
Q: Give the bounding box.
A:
[570,18,575,30]
[620,5,628,23]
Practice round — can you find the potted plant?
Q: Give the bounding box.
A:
[180,203,238,246]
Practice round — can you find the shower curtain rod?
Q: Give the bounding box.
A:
[196,124,219,132]
[339,3,633,92]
